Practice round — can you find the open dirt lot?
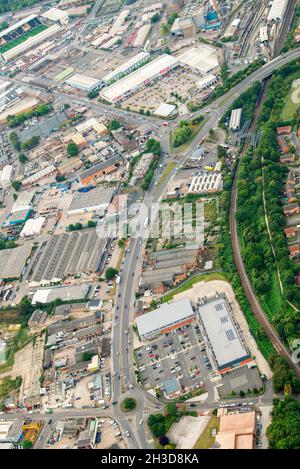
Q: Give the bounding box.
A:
[174,280,272,379]
[167,415,210,449]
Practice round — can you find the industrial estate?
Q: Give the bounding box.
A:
[0,0,299,453]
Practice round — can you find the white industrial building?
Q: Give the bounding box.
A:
[92,33,112,47]
[260,25,268,43]
[110,10,130,35]
[135,298,194,339]
[102,51,150,84]
[0,165,13,185]
[42,7,69,25]
[153,102,177,118]
[20,217,45,238]
[178,45,220,74]
[229,108,242,131]
[100,36,120,50]
[188,172,223,193]
[100,54,179,103]
[67,187,114,216]
[32,283,91,304]
[132,24,152,47]
[196,295,251,372]
[196,73,217,91]
[1,24,60,61]
[11,190,35,213]
[267,0,289,22]
[66,74,102,92]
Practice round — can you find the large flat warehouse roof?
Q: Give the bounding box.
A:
[100,54,179,102]
[66,73,102,91]
[0,244,32,279]
[67,187,114,213]
[135,298,194,337]
[32,283,91,304]
[178,45,219,74]
[197,296,250,370]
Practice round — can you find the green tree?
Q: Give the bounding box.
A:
[18,153,28,164]
[122,397,136,411]
[109,119,121,131]
[67,140,79,157]
[22,440,33,449]
[82,352,95,362]
[11,180,21,192]
[105,267,118,281]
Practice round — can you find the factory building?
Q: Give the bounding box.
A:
[132,24,152,47]
[0,244,32,280]
[66,74,102,92]
[67,186,114,216]
[171,17,196,38]
[22,165,57,187]
[20,217,45,238]
[28,232,109,286]
[42,7,69,25]
[178,45,220,74]
[32,283,92,304]
[267,0,289,22]
[78,155,124,184]
[0,165,13,185]
[229,108,242,131]
[135,298,195,339]
[196,294,251,373]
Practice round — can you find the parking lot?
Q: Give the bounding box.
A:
[134,322,214,392]
[123,67,201,114]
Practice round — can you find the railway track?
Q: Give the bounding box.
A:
[230,73,300,378]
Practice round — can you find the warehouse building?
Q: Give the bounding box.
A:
[153,102,177,118]
[135,298,195,339]
[78,155,124,184]
[67,187,114,216]
[103,51,150,84]
[100,54,179,103]
[0,244,32,279]
[110,10,130,35]
[4,207,31,226]
[22,165,57,187]
[42,7,69,25]
[178,45,220,74]
[267,0,289,22]
[20,217,45,238]
[28,231,108,285]
[133,24,152,47]
[66,74,102,92]
[171,17,196,38]
[229,108,242,131]
[32,283,92,304]
[196,294,251,373]
[11,190,35,213]
[0,165,13,185]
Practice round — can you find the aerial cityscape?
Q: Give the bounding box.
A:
[0,0,300,454]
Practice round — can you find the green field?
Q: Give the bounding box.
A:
[281,70,300,120]
[0,24,48,54]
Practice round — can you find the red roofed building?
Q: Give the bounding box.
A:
[277,126,292,135]
[284,227,297,238]
[288,244,300,258]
